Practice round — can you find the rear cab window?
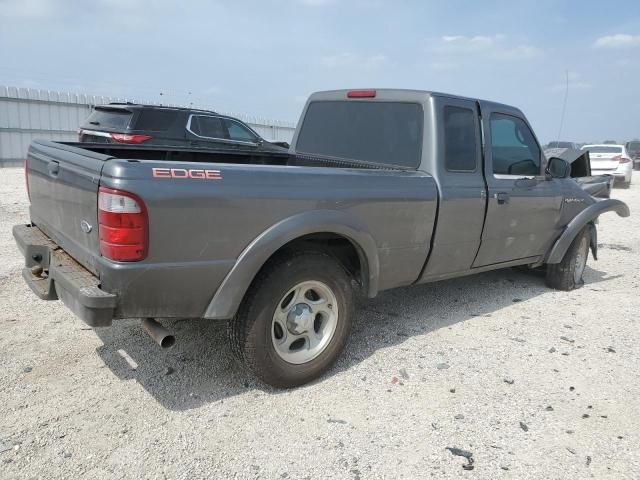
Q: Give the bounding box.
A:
[83,108,132,129]
[296,101,423,168]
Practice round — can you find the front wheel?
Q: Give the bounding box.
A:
[228,250,354,388]
[545,227,590,291]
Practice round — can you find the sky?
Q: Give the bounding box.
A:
[1,0,639,143]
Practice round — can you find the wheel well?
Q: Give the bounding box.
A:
[264,233,367,292]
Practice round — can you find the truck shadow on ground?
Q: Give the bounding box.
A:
[94,264,618,411]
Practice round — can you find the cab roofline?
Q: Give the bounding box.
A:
[307,88,521,117]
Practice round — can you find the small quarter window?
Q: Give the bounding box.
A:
[444,106,478,172]
[134,109,177,131]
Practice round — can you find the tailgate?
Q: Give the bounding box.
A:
[26,140,111,275]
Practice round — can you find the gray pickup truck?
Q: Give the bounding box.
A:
[14,89,630,387]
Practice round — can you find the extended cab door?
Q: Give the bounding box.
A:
[419,97,487,279]
[472,105,563,267]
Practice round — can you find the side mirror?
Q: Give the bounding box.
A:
[546,157,571,179]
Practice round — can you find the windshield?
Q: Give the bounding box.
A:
[296,101,423,168]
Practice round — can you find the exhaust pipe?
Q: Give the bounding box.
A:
[142,318,176,349]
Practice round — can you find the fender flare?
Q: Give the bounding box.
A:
[545,199,630,264]
[203,210,380,320]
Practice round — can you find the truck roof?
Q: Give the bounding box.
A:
[310,88,511,107]
[308,88,520,115]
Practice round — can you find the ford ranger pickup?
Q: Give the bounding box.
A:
[13,89,630,387]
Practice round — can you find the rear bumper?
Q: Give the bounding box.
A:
[12,224,116,327]
[592,170,631,182]
[592,170,624,176]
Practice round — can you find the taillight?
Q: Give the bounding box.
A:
[98,187,148,261]
[347,89,376,98]
[110,133,152,144]
[24,157,31,202]
[77,128,82,140]
[613,155,631,164]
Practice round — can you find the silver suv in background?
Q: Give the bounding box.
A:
[581,144,633,188]
[625,141,640,170]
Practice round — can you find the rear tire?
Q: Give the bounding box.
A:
[545,227,590,291]
[228,250,354,388]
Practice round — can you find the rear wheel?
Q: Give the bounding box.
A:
[545,228,590,291]
[228,250,354,388]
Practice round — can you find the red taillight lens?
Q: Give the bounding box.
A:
[24,157,31,202]
[612,155,631,164]
[347,89,376,98]
[110,133,152,144]
[98,187,148,261]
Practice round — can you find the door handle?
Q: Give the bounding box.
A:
[47,161,59,177]
[495,192,509,204]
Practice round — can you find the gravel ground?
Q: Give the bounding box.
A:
[1,166,639,479]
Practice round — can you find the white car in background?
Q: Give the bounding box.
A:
[581,144,633,188]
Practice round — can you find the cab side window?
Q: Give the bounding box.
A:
[490,113,541,176]
[189,115,226,139]
[224,119,258,143]
[444,106,478,172]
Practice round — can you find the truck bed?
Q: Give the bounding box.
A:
[25,140,439,321]
[76,142,414,170]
